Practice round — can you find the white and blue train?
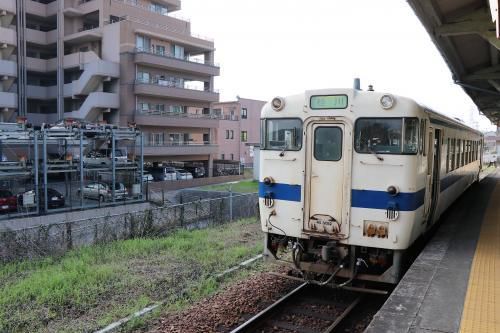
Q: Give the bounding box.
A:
[259,85,483,284]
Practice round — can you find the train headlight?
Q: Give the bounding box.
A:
[380,94,395,109]
[271,97,285,111]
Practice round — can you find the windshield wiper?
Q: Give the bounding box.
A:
[368,147,384,161]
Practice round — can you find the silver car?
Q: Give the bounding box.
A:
[175,169,193,180]
[79,182,128,202]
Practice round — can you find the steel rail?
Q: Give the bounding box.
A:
[230,281,366,333]
[322,297,361,333]
[229,282,308,333]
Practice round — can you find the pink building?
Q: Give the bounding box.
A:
[212,97,266,167]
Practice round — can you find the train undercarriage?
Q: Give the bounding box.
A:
[264,233,404,285]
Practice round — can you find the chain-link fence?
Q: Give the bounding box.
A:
[0,192,259,262]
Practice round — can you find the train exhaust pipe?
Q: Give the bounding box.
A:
[353,78,361,90]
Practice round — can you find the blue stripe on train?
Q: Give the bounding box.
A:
[259,174,471,210]
[259,182,426,211]
[259,182,302,202]
[351,188,426,211]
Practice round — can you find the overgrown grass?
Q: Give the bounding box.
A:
[200,179,259,193]
[0,218,263,332]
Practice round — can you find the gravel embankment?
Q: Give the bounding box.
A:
[149,271,300,333]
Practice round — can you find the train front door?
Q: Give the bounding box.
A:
[305,123,347,237]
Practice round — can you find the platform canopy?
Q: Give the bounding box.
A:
[408,0,500,126]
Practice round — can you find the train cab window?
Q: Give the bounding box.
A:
[314,127,342,161]
[262,118,302,151]
[354,118,418,155]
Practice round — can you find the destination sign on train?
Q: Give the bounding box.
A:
[310,95,348,109]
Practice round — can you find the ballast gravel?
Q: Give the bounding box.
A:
[149,271,300,333]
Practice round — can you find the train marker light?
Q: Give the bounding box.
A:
[380,94,395,109]
[263,176,275,186]
[387,185,399,196]
[271,97,285,111]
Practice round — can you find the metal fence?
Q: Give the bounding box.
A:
[0,192,259,262]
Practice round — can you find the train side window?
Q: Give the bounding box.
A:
[475,141,479,161]
[462,140,466,166]
[451,138,456,170]
[404,118,419,154]
[446,138,450,173]
[466,140,470,164]
[419,119,426,155]
[473,141,476,161]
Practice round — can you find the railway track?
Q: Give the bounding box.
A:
[230,282,363,333]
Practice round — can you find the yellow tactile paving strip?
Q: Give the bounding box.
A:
[459,180,500,333]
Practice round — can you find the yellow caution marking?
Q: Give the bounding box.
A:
[459,181,500,333]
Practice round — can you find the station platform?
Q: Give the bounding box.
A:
[365,169,499,333]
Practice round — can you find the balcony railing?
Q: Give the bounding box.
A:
[135,48,219,67]
[78,24,99,32]
[112,0,171,16]
[222,115,239,121]
[136,109,221,119]
[116,15,214,42]
[135,79,218,94]
[144,141,216,147]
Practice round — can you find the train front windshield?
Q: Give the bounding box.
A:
[355,118,418,154]
[261,119,303,151]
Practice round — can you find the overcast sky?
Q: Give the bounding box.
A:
[178,0,496,131]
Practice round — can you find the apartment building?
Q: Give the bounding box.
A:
[212,97,266,167]
[0,0,219,172]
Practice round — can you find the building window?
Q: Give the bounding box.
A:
[155,45,165,56]
[241,108,248,119]
[241,131,248,142]
[155,104,165,112]
[230,154,234,160]
[171,44,184,59]
[137,72,150,83]
[225,130,230,139]
[139,102,149,112]
[149,133,164,146]
[221,153,225,160]
[230,130,234,139]
[171,105,183,113]
[136,35,151,52]
[150,2,167,15]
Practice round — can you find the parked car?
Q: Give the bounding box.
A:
[83,149,128,167]
[18,188,65,209]
[78,182,128,202]
[0,189,17,213]
[147,166,177,181]
[142,172,154,182]
[184,165,205,178]
[175,169,193,180]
